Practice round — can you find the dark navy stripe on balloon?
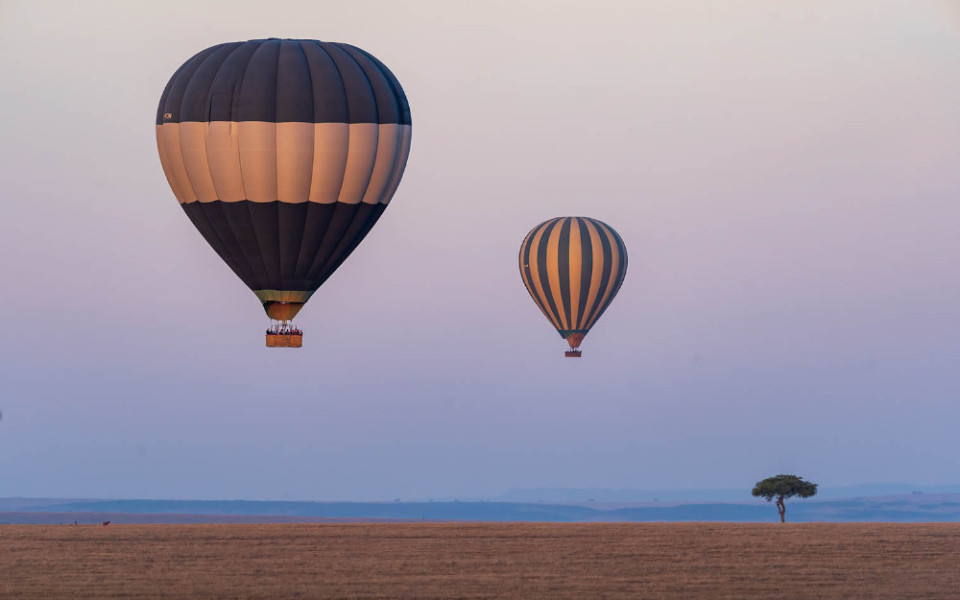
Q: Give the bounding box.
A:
[179,43,243,123]
[207,41,262,122]
[589,224,628,327]
[239,40,281,123]
[352,46,411,125]
[247,202,282,286]
[293,202,337,278]
[304,203,360,281]
[300,41,349,123]
[158,39,410,125]
[312,203,385,283]
[576,218,593,330]
[276,40,315,123]
[181,201,386,292]
[519,230,553,325]
[535,219,563,329]
[193,201,256,284]
[221,201,272,286]
[337,43,400,124]
[182,204,245,278]
[321,43,378,124]
[276,202,308,289]
[588,224,614,326]
[557,217,572,329]
[157,44,222,125]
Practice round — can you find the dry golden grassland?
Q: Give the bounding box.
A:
[2,522,959,599]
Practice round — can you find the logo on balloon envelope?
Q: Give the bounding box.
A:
[156,39,412,348]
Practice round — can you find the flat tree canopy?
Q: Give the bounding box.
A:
[752,474,818,522]
[752,475,818,501]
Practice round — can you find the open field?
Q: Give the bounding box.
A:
[0,511,413,525]
[2,523,959,599]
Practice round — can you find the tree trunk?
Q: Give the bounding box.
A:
[776,495,786,523]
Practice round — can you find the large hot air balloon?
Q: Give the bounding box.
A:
[519,217,627,357]
[156,39,411,347]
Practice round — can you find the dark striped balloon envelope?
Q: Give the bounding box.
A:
[519,217,627,357]
[156,39,411,347]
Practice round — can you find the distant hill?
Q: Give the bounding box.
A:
[592,495,960,522]
[496,483,960,503]
[2,494,960,523]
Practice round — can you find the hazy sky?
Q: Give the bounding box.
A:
[2,0,960,501]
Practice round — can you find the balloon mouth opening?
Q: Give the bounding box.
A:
[564,332,586,349]
[264,301,304,321]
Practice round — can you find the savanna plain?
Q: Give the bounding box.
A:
[2,522,959,599]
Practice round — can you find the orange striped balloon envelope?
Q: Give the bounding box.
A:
[156,39,411,345]
[519,217,627,357]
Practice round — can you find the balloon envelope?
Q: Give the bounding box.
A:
[156,39,411,321]
[519,217,627,353]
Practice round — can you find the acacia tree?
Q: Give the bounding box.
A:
[752,474,818,523]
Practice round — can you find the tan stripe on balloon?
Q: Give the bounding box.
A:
[545,219,568,330]
[584,221,621,330]
[159,122,413,205]
[238,121,278,203]
[156,124,197,204]
[308,123,349,204]
[337,123,379,205]
[276,122,315,204]
[581,218,605,329]
[380,124,412,205]
[205,121,245,202]
[527,222,562,330]
[178,122,219,202]
[568,217,583,330]
[360,124,400,205]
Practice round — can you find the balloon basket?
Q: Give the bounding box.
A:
[565,350,582,358]
[266,334,303,348]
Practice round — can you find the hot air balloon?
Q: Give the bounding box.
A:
[519,217,627,357]
[156,39,411,347]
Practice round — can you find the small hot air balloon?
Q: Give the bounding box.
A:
[156,39,411,347]
[519,217,627,357]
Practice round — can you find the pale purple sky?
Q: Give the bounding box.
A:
[1,0,960,501]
